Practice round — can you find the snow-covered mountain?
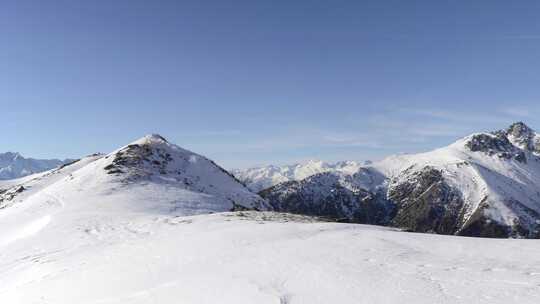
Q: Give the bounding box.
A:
[233,160,363,192]
[2,132,540,303]
[0,152,72,180]
[0,134,267,217]
[261,122,540,238]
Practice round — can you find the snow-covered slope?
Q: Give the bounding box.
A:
[0,134,267,233]
[261,122,540,238]
[1,211,540,304]
[0,152,72,180]
[233,160,363,192]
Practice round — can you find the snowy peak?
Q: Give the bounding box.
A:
[259,123,540,238]
[0,152,23,161]
[233,160,363,192]
[131,133,170,146]
[455,122,540,163]
[463,132,527,163]
[507,121,534,138]
[0,135,267,217]
[104,134,209,179]
[502,122,540,154]
[0,152,73,180]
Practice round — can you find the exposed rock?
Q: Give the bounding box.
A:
[260,172,394,225]
[503,122,540,154]
[0,185,26,209]
[466,133,527,163]
[388,166,466,235]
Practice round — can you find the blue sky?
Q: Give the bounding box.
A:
[1,1,540,168]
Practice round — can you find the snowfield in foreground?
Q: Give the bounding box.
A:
[1,211,539,304]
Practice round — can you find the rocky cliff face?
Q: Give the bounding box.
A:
[388,166,466,235]
[503,122,540,154]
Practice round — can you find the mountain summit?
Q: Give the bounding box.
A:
[0,134,267,216]
[502,122,540,154]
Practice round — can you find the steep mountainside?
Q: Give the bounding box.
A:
[260,169,392,225]
[260,122,540,238]
[0,152,72,180]
[233,160,363,192]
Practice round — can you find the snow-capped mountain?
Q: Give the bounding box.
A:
[233,160,363,192]
[261,122,540,238]
[0,134,267,217]
[0,152,72,180]
[2,132,540,303]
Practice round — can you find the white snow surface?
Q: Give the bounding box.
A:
[1,211,540,303]
[233,160,363,192]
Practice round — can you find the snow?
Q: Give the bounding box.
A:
[0,135,266,215]
[369,133,540,228]
[1,212,539,303]
[233,160,363,192]
[0,152,72,180]
[2,131,540,303]
[0,215,51,247]
[245,124,540,233]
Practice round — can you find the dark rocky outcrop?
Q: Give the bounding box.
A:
[260,172,394,225]
[503,122,540,154]
[466,133,526,163]
[388,166,466,235]
[0,185,26,209]
[104,143,173,179]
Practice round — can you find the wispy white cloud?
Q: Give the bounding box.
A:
[497,106,535,118]
[188,106,540,168]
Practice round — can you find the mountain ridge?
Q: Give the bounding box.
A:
[0,152,74,180]
[0,134,267,214]
[232,159,364,192]
[259,122,540,238]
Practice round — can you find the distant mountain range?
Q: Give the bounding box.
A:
[232,160,365,192]
[2,123,540,239]
[241,122,540,238]
[0,152,73,180]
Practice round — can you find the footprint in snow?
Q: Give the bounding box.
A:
[279,294,292,304]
